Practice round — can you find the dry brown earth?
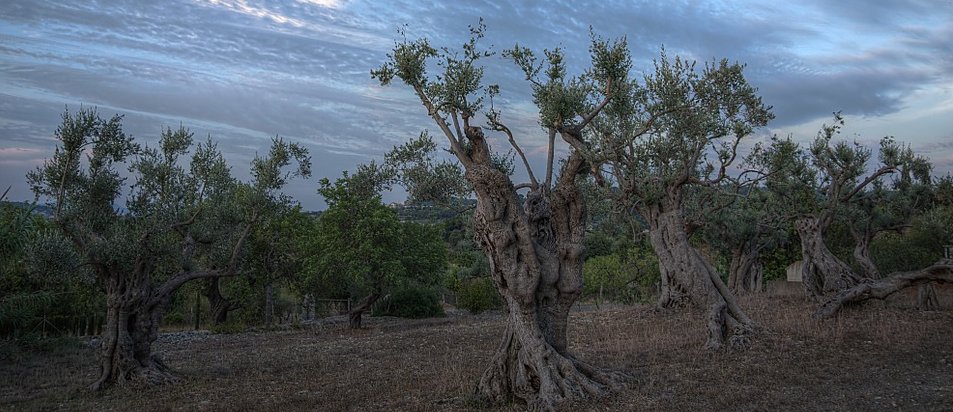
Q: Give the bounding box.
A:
[2,294,952,411]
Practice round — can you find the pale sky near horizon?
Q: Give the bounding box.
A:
[2,0,952,210]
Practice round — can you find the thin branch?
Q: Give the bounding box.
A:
[450,110,465,144]
[577,77,612,129]
[841,166,897,202]
[544,128,556,189]
[491,120,538,189]
[412,85,470,166]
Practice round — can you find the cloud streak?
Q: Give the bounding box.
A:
[1,0,951,208]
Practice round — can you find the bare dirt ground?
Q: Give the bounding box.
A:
[2,293,952,411]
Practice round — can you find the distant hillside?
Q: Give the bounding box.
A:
[390,199,476,224]
[1,201,54,218]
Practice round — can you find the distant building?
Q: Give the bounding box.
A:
[785,260,804,282]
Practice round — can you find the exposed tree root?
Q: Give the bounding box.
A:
[477,313,629,411]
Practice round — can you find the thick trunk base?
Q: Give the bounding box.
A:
[647,205,756,350]
[90,300,176,391]
[796,217,861,299]
[347,292,380,329]
[728,249,764,295]
[476,311,627,411]
[918,283,939,310]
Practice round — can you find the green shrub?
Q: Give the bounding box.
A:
[456,277,501,314]
[373,286,445,319]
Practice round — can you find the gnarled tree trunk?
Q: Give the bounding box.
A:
[205,277,240,325]
[917,283,939,310]
[851,230,881,279]
[466,130,625,410]
[728,245,764,295]
[644,194,755,350]
[795,216,862,299]
[90,274,176,391]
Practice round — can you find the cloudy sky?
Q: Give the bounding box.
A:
[2,0,951,210]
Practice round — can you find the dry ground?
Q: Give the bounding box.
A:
[2,293,952,411]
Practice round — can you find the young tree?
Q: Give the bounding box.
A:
[27,108,309,390]
[312,174,445,328]
[372,23,628,408]
[589,53,773,349]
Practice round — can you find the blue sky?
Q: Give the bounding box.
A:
[1,0,951,210]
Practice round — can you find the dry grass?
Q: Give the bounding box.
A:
[2,293,952,411]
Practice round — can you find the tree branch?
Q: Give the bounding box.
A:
[412,85,471,166]
[577,77,612,129]
[815,263,953,319]
[841,166,897,203]
[490,119,538,189]
[544,128,556,189]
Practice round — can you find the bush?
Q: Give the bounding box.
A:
[456,277,501,314]
[583,244,660,305]
[373,286,445,319]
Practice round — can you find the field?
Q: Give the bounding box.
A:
[2,292,952,411]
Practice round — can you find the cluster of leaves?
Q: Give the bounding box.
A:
[1,195,101,341]
[302,174,447,310]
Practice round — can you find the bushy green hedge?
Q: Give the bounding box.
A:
[456,277,501,314]
[373,285,445,319]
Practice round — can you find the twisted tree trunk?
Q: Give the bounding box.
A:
[644,195,755,350]
[851,229,881,279]
[795,216,862,299]
[205,277,240,325]
[465,129,625,410]
[347,291,381,329]
[90,272,175,391]
[728,245,764,294]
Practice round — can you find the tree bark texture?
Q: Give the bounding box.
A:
[643,194,755,350]
[464,128,625,410]
[917,283,939,310]
[205,277,240,325]
[814,263,953,318]
[851,231,881,279]
[728,246,764,295]
[90,274,177,391]
[795,216,862,299]
[347,291,381,329]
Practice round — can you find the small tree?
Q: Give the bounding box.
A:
[27,108,309,390]
[313,173,446,328]
[700,187,789,295]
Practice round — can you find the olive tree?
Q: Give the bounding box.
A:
[372,23,628,409]
[588,53,773,349]
[755,114,928,299]
[751,117,952,317]
[27,108,309,390]
[699,187,788,295]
